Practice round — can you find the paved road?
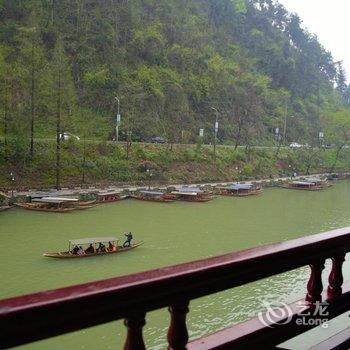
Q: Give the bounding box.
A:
[0,136,287,149]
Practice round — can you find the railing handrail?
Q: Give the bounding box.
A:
[1,227,350,348]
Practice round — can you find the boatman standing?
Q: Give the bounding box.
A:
[123,232,133,247]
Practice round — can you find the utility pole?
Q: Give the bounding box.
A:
[283,97,288,146]
[211,107,219,162]
[56,62,61,190]
[114,96,120,143]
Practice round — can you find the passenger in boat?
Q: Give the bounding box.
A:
[108,241,117,252]
[97,242,106,253]
[77,246,85,256]
[123,232,133,247]
[71,245,79,255]
[85,243,95,254]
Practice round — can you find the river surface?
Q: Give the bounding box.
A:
[1,181,350,349]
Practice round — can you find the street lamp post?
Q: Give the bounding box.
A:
[10,172,14,198]
[283,114,295,146]
[319,131,324,148]
[211,107,219,162]
[114,96,120,143]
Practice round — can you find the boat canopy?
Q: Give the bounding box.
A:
[171,191,198,196]
[27,192,58,199]
[32,197,79,203]
[97,191,123,196]
[177,187,203,193]
[69,237,118,246]
[292,181,313,186]
[229,184,252,190]
[139,190,164,196]
[306,178,323,183]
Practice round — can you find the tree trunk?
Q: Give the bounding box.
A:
[234,115,243,150]
[56,67,61,190]
[81,134,86,185]
[30,42,35,158]
[4,102,8,161]
[126,131,132,160]
[330,145,344,173]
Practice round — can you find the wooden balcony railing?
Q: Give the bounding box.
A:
[1,227,350,349]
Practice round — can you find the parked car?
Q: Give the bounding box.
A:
[58,132,80,141]
[289,142,302,149]
[150,137,166,144]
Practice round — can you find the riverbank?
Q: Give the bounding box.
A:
[1,172,347,205]
[1,141,350,193]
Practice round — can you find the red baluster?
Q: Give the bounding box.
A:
[167,301,190,350]
[305,260,325,305]
[327,254,346,300]
[124,312,146,350]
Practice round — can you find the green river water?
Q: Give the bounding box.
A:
[1,181,350,349]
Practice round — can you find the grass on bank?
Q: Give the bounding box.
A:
[1,138,349,190]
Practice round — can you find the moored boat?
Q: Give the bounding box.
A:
[43,237,143,259]
[132,190,176,202]
[282,180,325,191]
[96,191,129,203]
[17,197,97,212]
[16,202,76,212]
[218,183,263,197]
[306,177,331,188]
[171,187,214,202]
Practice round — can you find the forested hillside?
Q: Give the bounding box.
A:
[1,0,350,181]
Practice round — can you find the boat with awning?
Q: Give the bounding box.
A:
[217,183,262,197]
[16,197,97,212]
[171,187,213,202]
[282,180,325,191]
[96,191,129,203]
[132,190,176,202]
[43,236,143,259]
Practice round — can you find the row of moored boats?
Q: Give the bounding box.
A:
[15,177,332,213]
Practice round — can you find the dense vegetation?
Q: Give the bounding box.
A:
[1,0,350,188]
[2,140,350,191]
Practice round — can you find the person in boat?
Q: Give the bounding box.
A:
[108,241,117,252]
[71,245,79,255]
[123,232,133,247]
[85,243,95,254]
[77,246,86,256]
[97,242,106,253]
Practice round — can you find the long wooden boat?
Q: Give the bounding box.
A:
[17,197,98,212]
[131,190,176,203]
[218,184,263,197]
[43,237,143,259]
[282,181,325,191]
[96,191,129,203]
[171,187,214,202]
[16,203,76,213]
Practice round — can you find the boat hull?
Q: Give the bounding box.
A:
[176,197,214,202]
[43,241,143,259]
[99,195,129,203]
[219,189,263,197]
[16,203,76,213]
[281,185,324,191]
[131,195,176,203]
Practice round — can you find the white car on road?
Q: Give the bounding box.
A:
[58,132,80,141]
[289,142,303,149]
